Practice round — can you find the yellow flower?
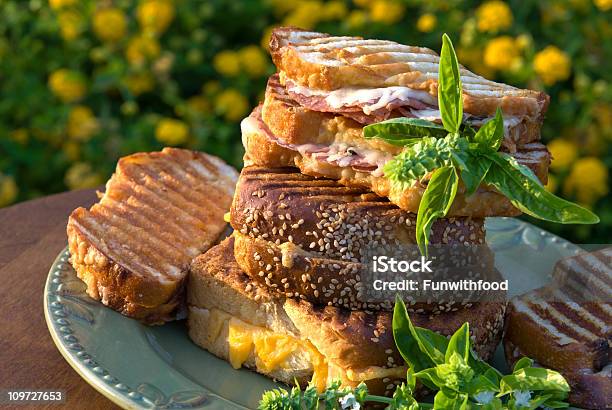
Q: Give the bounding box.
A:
[515,34,532,51]
[155,118,189,145]
[476,1,513,33]
[58,10,82,41]
[417,13,437,33]
[48,69,87,102]
[67,106,99,141]
[322,1,348,20]
[594,0,612,11]
[213,50,241,77]
[92,8,127,43]
[563,157,609,205]
[347,10,368,28]
[0,174,18,207]
[49,0,77,10]
[238,46,269,78]
[123,72,155,96]
[64,163,104,190]
[484,36,519,70]
[186,96,210,115]
[10,128,29,144]
[458,47,495,79]
[215,89,249,122]
[202,81,221,96]
[283,1,323,29]
[137,0,175,34]
[548,139,578,171]
[370,0,405,24]
[533,46,571,86]
[125,35,161,66]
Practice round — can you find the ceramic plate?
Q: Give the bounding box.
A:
[44,217,582,409]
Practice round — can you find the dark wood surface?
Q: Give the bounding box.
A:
[0,189,120,409]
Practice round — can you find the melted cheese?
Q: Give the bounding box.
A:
[226,316,328,390]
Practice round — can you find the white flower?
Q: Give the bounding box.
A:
[474,391,495,404]
[339,393,360,410]
[514,390,532,407]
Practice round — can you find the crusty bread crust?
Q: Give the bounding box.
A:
[188,238,506,396]
[269,27,549,118]
[67,148,238,324]
[242,112,530,217]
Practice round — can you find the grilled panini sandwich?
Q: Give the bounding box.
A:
[230,166,500,312]
[504,247,611,409]
[244,28,553,217]
[67,148,238,324]
[187,237,506,396]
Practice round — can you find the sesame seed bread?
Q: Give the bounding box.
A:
[67,148,238,324]
[187,237,506,396]
[503,248,612,409]
[269,27,549,119]
[241,107,550,217]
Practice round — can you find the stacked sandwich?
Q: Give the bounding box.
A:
[185,27,559,395]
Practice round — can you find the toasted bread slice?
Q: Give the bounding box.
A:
[264,74,542,154]
[188,237,506,396]
[67,148,238,324]
[242,106,550,217]
[504,247,611,409]
[270,27,549,119]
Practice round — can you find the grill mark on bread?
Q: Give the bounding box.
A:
[67,148,238,323]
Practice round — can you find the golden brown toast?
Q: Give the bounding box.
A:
[67,148,238,324]
[242,106,550,217]
[188,237,506,396]
[270,27,549,119]
[504,247,611,409]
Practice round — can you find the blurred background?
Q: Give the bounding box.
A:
[0,0,610,243]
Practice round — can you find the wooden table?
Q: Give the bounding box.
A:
[0,189,120,409]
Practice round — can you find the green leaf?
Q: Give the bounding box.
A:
[383,137,453,192]
[473,108,504,151]
[446,322,470,362]
[392,296,449,368]
[363,118,447,146]
[512,357,534,373]
[483,152,600,224]
[460,152,492,196]
[416,166,459,255]
[438,33,463,133]
[433,391,469,410]
[499,367,570,395]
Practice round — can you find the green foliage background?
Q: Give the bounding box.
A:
[0,0,610,243]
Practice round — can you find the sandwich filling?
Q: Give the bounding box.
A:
[243,107,549,183]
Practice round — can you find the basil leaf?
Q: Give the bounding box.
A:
[392,296,448,368]
[383,137,453,192]
[483,153,600,224]
[446,322,470,362]
[540,399,570,408]
[461,152,492,196]
[392,296,436,372]
[406,367,416,393]
[433,391,469,410]
[473,107,504,151]
[468,374,500,396]
[499,368,570,395]
[414,367,446,391]
[439,33,463,133]
[363,118,447,146]
[416,166,459,255]
[512,357,534,373]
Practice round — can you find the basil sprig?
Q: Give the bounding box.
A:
[259,297,571,409]
[393,296,571,409]
[363,34,598,254]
